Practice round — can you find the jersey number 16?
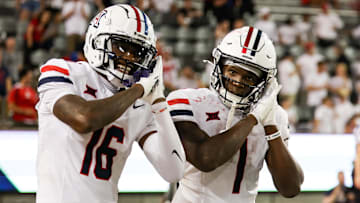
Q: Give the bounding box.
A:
[80,126,125,180]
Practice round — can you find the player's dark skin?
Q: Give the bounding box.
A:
[174,64,303,198]
[53,44,163,148]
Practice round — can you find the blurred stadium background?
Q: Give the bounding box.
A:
[0,0,359,202]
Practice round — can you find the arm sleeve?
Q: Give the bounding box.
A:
[36,59,76,113]
[142,102,186,183]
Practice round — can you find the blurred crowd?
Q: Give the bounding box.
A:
[0,0,360,134]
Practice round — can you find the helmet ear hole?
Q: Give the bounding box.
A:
[91,39,96,49]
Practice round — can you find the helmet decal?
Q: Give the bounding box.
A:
[241,26,254,54]
[141,10,149,35]
[250,30,262,56]
[93,9,108,28]
[241,26,263,56]
[129,5,142,33]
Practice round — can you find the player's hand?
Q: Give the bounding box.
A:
[137,56,165,104]
[248,78,281,125]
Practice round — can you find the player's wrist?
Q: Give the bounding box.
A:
[151,101,167,114]
[152,98,166,104]
[264,125,280,141]
[247,114,258,125]
[133,84,145,98]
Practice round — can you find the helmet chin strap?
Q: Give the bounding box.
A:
[225,101,237,130]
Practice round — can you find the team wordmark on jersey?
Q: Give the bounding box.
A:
[206,111,220,121]
[84,84,97,98]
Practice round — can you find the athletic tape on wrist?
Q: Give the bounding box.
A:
[265,131,281,141]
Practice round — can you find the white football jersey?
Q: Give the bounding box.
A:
[36,59,156,203]
[167,88,290,203]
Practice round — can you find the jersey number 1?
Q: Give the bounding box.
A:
[80,126,125,180]
[232,139,248,193]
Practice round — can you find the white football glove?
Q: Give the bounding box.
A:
[137,56,165,104]
[248,78,282,125]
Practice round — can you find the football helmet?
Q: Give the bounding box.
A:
[83,4,157,89]
[210,26,277,112]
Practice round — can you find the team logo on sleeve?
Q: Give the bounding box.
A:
[206,111,220,121]
[84,84,97,98]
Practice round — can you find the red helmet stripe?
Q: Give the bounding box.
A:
[242,27,254,54]
[130,5,141,32]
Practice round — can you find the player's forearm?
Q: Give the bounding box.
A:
[54,84,143,134]
[143,102,185,182]
[82,84,144,131]
[266,138,304,198]
[197,115,257,172]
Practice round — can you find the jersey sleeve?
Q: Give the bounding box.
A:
[37,58,77,112]
[166,90,197,124]
[275,105,291,146]
[137,112,158,142]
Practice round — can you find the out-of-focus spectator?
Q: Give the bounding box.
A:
[278,17,298,49]
[353,137,360,202]
[333,45,351,69]
[150,0,174,14]
[7,68,38,126]
[329,63,352,102]
[280,96,298,133]
[2,36,23,83]
[61,0,90,54]
[354,80,360,114]
[313,96,335,134]
[162,46,181,92]
[313,3,343,49]
[24,8,52,67]
[254,7,278,43]
[345,114,360,134]
[233,0,255,19]
[278,52,300,103]
[334,91,354,134]
[295,13,312,45]
[176,0,204,27]
[93,0,113,13]
[323,171,354,203]
[175,65,203,89]
[214,19,230,45]
[351,24,360,49]
[232,17,245,29]
[296,42,324,84]
[41,8,62,51]
[44,0,63,11]
[204,0,233,23]
[16,0,43,19]
[0,49,12,121]
[305,61,329,108]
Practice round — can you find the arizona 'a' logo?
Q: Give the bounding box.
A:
[84,84,97,98]
[93,9,107,28]
[206,111,220,121]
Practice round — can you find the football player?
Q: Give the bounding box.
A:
[35,4,185,203]
[167,27,304,203]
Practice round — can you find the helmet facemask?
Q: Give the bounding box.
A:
[210,49,269,113]
[93,34,157,90]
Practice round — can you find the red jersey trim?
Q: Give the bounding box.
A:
[167,99,190,106]
[41,65,70,76]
